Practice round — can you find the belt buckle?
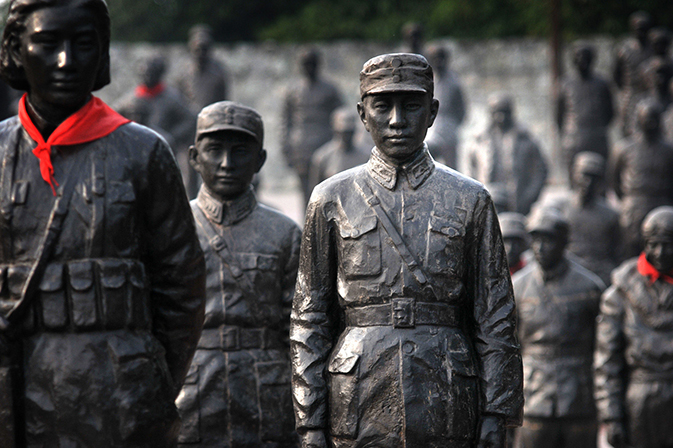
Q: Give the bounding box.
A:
[392,298,415,328]
[220,326,239,351]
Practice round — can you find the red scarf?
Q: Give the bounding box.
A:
[19,93,130,195]
[135,83,165,99]
[638,252,673,285]
[510,259,526,276]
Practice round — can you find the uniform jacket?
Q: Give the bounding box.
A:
[513,258,605,418]
[177,186,301,447]
[464,124,547,215]
[595,258,673,423]
[291,146,523,448]
[0,117,205,446]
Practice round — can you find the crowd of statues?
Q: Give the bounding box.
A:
[0,1,672,448]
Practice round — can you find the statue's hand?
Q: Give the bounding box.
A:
[606,421,628,448]
[477,415,506,448]
[300,429,327,448]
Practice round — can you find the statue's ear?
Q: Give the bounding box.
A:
[256,148,267,173]
[357,102,369,132]
[188,145,200,172]
[9,36,22,69]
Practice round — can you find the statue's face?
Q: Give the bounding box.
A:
[490,103,513,129]
[14,5,101,112]
[191,130,265,202]
[138,60,164,88]
[573,49,593,74]
[358,92,438,163]
[531,231,566,272]
[572,170,600,200]
[644,235,673,273]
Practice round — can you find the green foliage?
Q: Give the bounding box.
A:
[106,0,673,42]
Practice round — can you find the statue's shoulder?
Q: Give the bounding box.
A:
[567,259,607,292]
[0,116,23,155]
[611,258,640,289]
[256,202,301,235]
[311,164,366,202]
[433,162,485,193]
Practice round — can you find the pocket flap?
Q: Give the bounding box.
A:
[339,215,377,239]
[39,263,63,292]
[68,261,94,291]
[7,265,30,296]
[98,259,127,289]
[257,254,278,271]
[109,181,136,203]
[128,262,146,288]
[238,253,257,270]
[429,215,463,238]
[255,360,291,385]
[328,354,359,374]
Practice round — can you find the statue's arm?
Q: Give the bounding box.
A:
[281,224,303,344]
[469,191,524,429]
[142,138,206,391]
[594,285,628,440]
[521,139,548,210]
[290,194,338,448]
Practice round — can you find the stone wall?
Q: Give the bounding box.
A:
[100,37,622,219]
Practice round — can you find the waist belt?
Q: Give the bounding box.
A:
[0,259,150,333]
[198,326,284,351]
[344,299,460,328]
[523,344,593,360]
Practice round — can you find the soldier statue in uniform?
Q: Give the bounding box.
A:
[464,94,547,216]
[0,0,206,445]
[281,48,342,207]
[595,206,673,448]
[512,208,605,448]
[176,101,301,447]
[499,212,529,277]
[610,99,673,259]
[290,53,523,448]
[556,42,614,177]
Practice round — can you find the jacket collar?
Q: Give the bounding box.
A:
[197,185,257,226]
[366,143,435,190]
[535,257,570,284]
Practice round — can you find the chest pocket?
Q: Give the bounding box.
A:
[337,215,381,279]
[426,214,464,276]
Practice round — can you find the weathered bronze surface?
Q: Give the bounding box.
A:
[512,208,605,448]
[281,48,343,207]
[308,107,370,192]
[624,56,673,137]
[499,212,529,276]
[613,11,654,137]
[176,101,301,447]
[115,55,199,199]
[176,24,229,113]
[0,0,206,445]
[609,99,673,259]
[556,43,614,176]
[464,94,547,215]
[425,45,466,168]
[290,53,523,448]
[595,206,673,448]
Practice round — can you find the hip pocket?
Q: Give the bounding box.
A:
[255,360,295,443]
[327,353,360,439]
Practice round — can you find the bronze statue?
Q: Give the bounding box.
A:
[512,208,605,448]
[613,11,654,137]
[610,99,673,259]
[176,101,301,447]
[595,206,673,448]
[545,152,621,286]
[499,212,529,276]
[556,42,614,176]
[0,0,206,445]
[465,94,548,216]
[281,48,343,207]
[401,22,425,55]
[624,56,673,137]
[663,77,673,140]
[425,44,466,168]
[308,107,370,193]
[176,24,229,114]
[115,54,199,199]
[290,53,523,448]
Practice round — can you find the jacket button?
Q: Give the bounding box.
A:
[402,341,416,354]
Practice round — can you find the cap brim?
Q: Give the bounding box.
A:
[197,124,260,142]
[365,84,429,96]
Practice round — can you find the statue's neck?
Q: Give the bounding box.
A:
[25,93,91,140]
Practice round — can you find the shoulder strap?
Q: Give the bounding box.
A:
[192,203,260,301]
[354,176,440,301]
[0,153,84,331]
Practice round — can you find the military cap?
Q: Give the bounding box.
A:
[196,101,264,144]
[499,212,527,240]
[642,206,673,239]
[527,206,569,237]
[360,53,434,99]
[573,151,605,177]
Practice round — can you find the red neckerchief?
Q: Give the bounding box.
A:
[638,252,673,285]
[510,258,526,276]
[18,93,130,195]
[135,83,165,99]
